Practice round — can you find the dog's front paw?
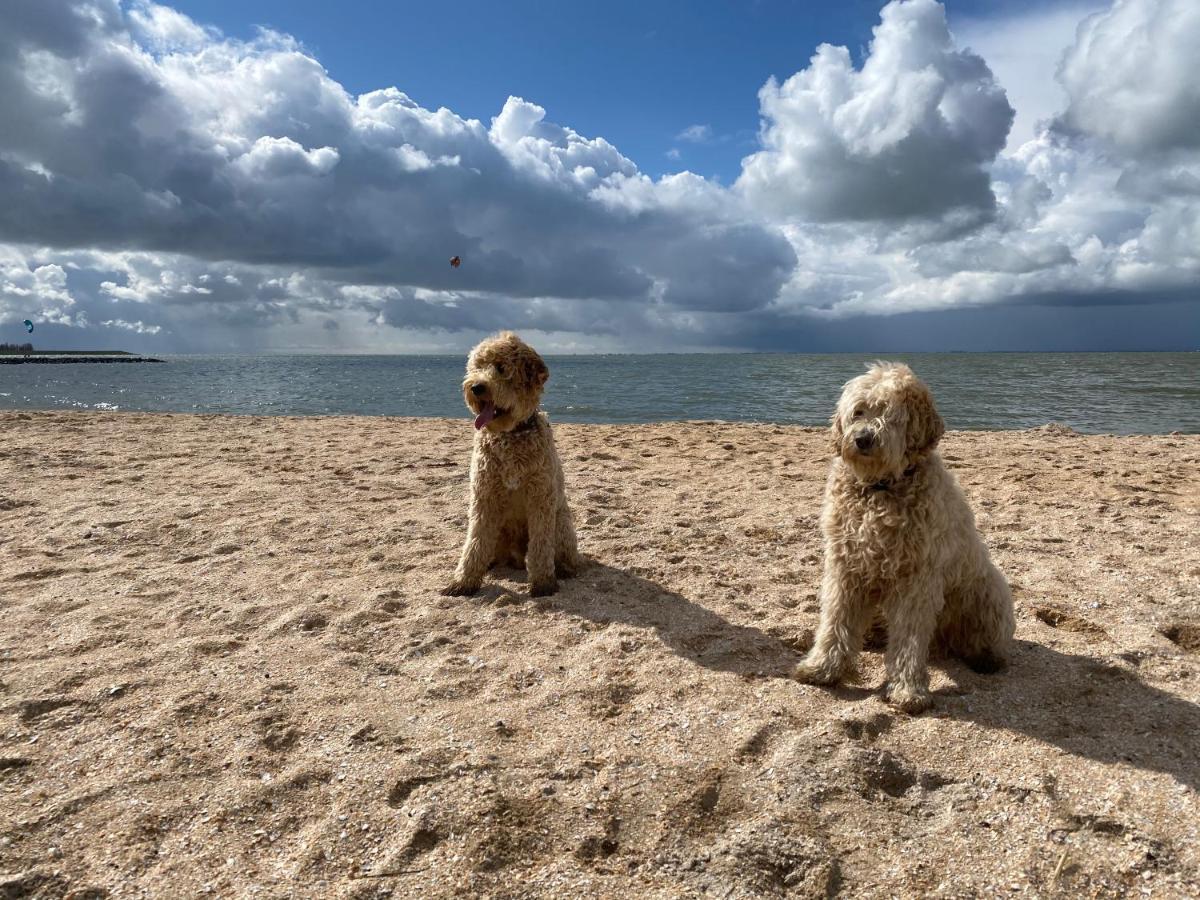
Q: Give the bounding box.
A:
[442,578,481,597]
[793,655,843,686]
[962,651,1006,675]
[886,684,932,714]
[529,578,558,597]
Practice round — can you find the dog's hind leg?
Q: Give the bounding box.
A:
[794,564,872,685]
[554,496,582,578]
[947,564,1014,673]
[883,577,943,714]
[525,480,559,597]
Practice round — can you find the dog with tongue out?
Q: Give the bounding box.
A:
[444,331,583,597]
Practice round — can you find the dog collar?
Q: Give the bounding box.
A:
[510,412,541,434]
[865,464,918,494]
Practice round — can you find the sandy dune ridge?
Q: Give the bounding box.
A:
[1,411,1197,898]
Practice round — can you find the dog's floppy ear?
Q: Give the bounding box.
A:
[525,354,549,387]
[829,408,844,454]
[905,380,944,455]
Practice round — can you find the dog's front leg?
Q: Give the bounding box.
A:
[444,497,498,597]
[883,578,942,713]
[794,563,870,685]
[525,480,558,597]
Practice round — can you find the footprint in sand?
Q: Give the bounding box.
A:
[9,566,70,582]
[257,712,302,751]
[16,696,77,723]
[269,609,329,635]
[735,720,787,761]
[836,711,894,743]
[1032,606,1108,639]
[1158,622,1200,653]
[190,637,246,656]
[386,772,441,808]
[836,745,956,799]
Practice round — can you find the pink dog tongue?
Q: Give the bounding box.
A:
[474,401,496,430]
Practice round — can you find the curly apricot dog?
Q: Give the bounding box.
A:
[794,362,1014,713]
[443,332,582,598]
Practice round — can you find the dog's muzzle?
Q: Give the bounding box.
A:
[853,430,876,452]
[470,383,487,397]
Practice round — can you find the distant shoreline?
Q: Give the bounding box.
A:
[0,353,163,364]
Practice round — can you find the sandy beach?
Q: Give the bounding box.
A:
[1,411,1197,899]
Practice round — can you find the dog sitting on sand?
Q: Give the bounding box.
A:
[793,362,1014,713]
[444,332,582,598]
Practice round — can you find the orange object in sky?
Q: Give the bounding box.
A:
[450,256,461,268]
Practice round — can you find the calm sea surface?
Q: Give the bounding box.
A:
[1,353,1197,433]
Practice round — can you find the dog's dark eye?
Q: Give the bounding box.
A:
[852,407,864,419]
[494,362,505,376]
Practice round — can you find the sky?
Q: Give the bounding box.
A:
[1,0,1198,353]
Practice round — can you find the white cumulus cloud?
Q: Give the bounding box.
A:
[1053,0,1200,155]
[738,0,1013,223]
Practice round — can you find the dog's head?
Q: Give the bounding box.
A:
[462,331,549,433]
[830,361,944,479]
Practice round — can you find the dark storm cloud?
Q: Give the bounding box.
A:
[0,1,793,316]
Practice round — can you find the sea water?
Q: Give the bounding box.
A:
[1,352,1197,434]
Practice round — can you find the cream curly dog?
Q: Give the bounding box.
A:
[443,332,582,598]
[794,362,1014,713]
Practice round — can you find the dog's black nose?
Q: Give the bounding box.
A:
[471,383,487,396]
[855,433,874,451]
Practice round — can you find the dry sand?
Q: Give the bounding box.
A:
[1,411,1197,899]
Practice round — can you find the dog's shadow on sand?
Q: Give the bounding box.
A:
[947,639,1200,792]
[490,565,1200,790]
[528,562,803,678]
